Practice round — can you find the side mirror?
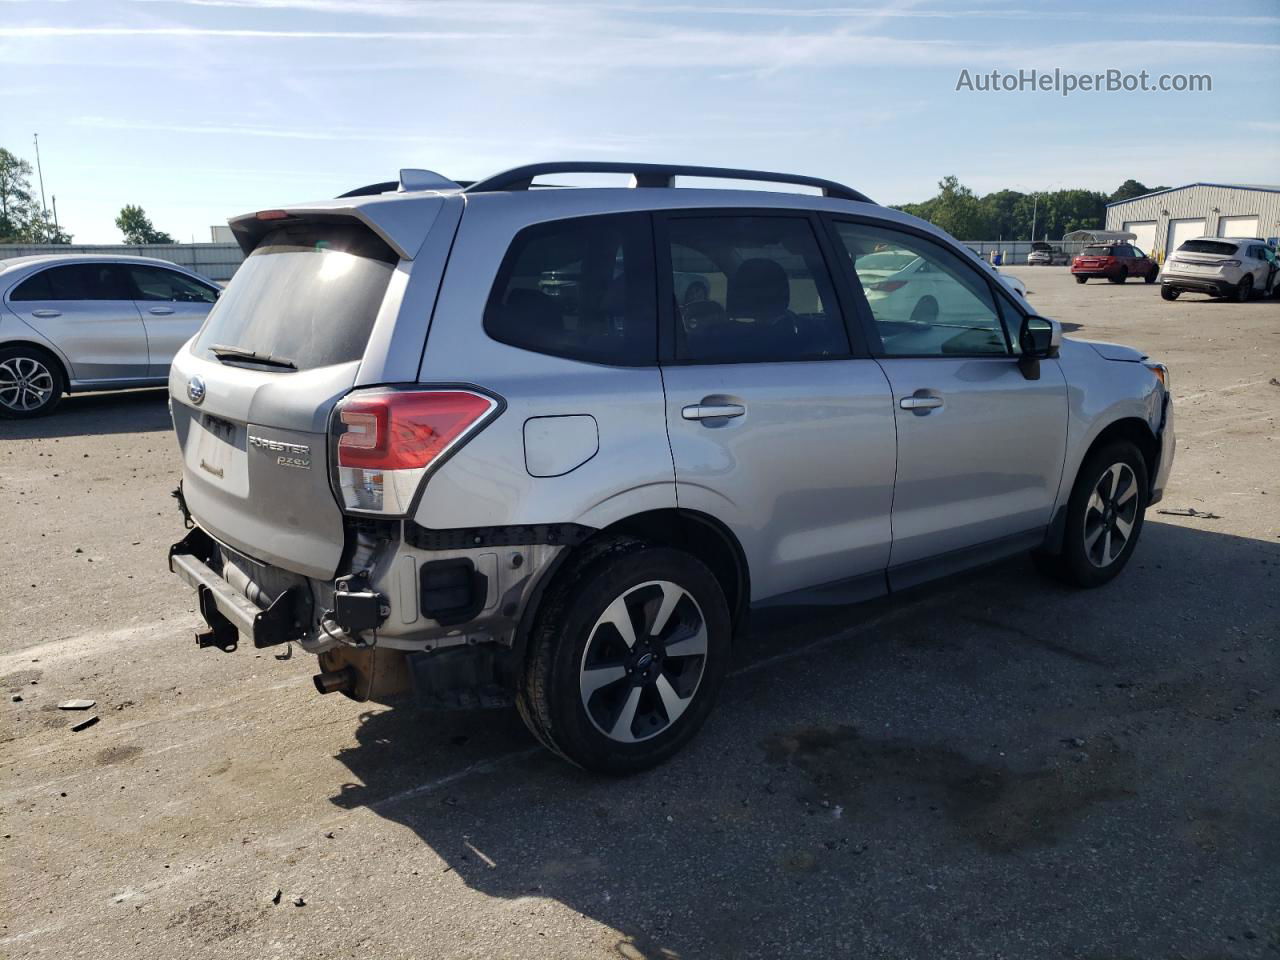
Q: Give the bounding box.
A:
[1020,314,1060,358]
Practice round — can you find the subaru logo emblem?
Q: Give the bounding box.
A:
[187,375,206,406]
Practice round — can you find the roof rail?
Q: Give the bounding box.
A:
[463,162,873,203]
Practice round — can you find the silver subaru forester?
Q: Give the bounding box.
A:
[168,162,1174,773]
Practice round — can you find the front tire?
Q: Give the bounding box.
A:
[517,539,731,774]
[0,346,64,419]
[1144,267,1158,284]
[1043,442,1149,588]
[1109,268,1128,284]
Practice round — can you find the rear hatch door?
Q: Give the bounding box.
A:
[170,218,403,580]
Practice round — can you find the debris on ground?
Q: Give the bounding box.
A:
[58,699,96,710]
[69,716,99,732]
[271,889,282,905]
[292,895,306,907]
[1157,507,1223,519]
[11,695,21,703]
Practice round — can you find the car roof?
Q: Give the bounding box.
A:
[0,253,186,274]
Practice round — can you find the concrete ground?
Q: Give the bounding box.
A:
[2,266,1277,959]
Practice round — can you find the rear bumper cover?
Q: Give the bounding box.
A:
[1161,274,1234,296]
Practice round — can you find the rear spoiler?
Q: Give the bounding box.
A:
[226,192,449,261]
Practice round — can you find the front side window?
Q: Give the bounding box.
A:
[128,266,218,303]
[665,215,848,363]
[10,263,130,301]
[832,221,1009,357]
[484,214,654,366]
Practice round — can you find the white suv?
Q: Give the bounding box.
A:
[1161,237,1278,302]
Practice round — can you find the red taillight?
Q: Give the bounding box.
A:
[871,279,908,292]
[337,391,494,470]
[333,389,498,515]
[256,209,290,221]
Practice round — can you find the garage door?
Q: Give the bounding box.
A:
[1167,218,1206,257]
[1124,220,1157,255]
[1217,215,1260,238]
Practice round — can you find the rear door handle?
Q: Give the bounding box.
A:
[682,403,745,421]
[899,395,944,411]
[148,306,175,315]
[31,309,61,318]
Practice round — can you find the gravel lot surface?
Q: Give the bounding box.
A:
[2,266,1278,959]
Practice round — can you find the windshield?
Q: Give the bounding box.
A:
[193,222,397,371]
[1177,239,1237,256]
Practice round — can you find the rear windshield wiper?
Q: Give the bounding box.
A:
[210,344,297,370]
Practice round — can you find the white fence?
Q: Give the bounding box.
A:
[0,243,245,282]
[960,240,1093,265]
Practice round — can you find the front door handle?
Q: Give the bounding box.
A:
[148,306,175,315]
[31,309,61,318]
[682,403,745,421]
[899,395,944,411]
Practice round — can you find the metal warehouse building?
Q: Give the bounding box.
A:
[1104,183,1280,261]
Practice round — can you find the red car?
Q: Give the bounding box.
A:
[1071,243,1159,284]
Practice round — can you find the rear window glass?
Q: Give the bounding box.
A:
[193,222,397,371]
[484,213,655,366]
[1177,239,1237,256]
[1082,246,1113,256]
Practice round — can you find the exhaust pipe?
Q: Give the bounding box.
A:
[313,667,356,695]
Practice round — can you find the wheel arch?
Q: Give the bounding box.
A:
[1046,415,1158,555]
[0,339,71,390]
[512,508,750,669]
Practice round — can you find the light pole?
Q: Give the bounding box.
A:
[33,133,49,241]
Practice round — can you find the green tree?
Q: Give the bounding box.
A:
[0,147,39,242]
[1108,179,1168,204]
[115,204,175,244]
[926,175,992,239]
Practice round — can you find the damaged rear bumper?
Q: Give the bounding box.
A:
[169,527,309,651]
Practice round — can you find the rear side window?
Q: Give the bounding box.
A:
[484,213,655,366]
[10,263,130,301]
[1178,239,1237,256]
[128,266,218,303]
[193,222,397,371]
[664,215,848,363]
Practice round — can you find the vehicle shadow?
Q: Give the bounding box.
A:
[0,387,170,439]
[327,521,1279,958]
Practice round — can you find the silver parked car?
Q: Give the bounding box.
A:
[0,254,220,417]
[167,162,1174,773]
[1161,236,1278,301]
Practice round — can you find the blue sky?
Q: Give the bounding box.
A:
[1,0,1277,243]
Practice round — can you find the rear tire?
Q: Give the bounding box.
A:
[516,538,731,774]
[1235,276,1253,302]
[1161,285,1180,301]
[1043,441,1149,588]
[1075,275,1088,284]
[0,345,64,419]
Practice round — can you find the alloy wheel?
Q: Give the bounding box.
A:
[0,356,55,413]
[579,580,708,743]
[1083,462,1140,568]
